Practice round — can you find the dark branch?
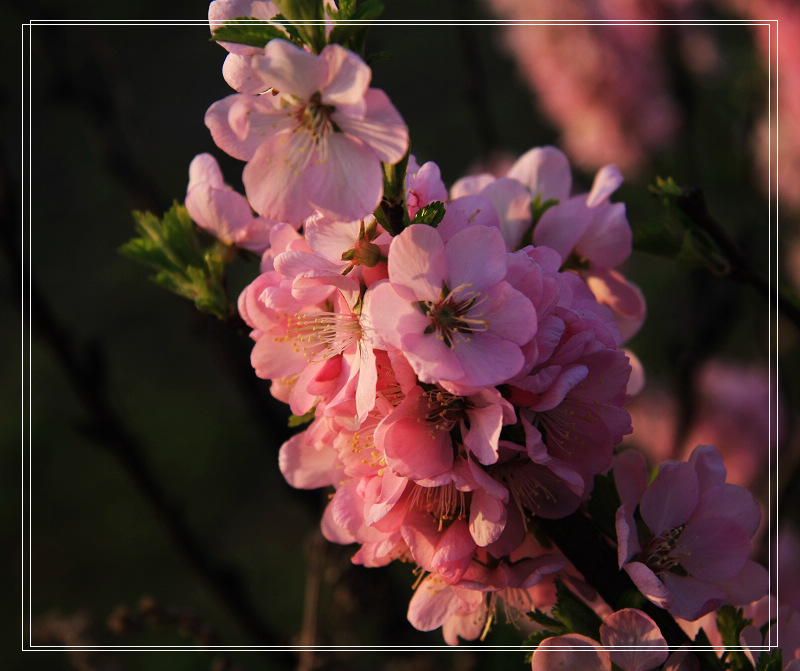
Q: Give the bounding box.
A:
[676,187,800,331]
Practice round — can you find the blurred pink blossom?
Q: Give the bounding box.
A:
[624,359,780,490]
[483,0,684,171]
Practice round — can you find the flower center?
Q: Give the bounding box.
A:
[406,481,468,529]
[419,284,489,349]
[640,524,685,575]
[493,459,557,516]
[285,310,361,362]
[420,387,467,433]
[296,91,336,141]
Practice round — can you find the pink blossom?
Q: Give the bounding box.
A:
[405,156,448,219]
[206,39,409,223]
[530,608,670,671]
[483,1,682,171]
[505,260,633,491]
[624,360,781,490]
[615,445,768,621]
[365,223,537,392]
[532,161,646,339]
[185,153,276,253]
[208,0,281,94]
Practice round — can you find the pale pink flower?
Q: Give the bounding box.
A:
[533,161,646,339]
[206,39,409,223]
[615,445,768,621]
[450,173,533,251]
[534,164,629,268]
[405,156,448,220]
[185,152,276,252]
[505,264,633,492]
[530,608,670,671]
[208,0,281,94]
[365,223,538,392]
[405,521,566,644]
[624,360,780,490]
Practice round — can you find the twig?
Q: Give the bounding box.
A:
[297,529,327,671]
[676,187,800,331]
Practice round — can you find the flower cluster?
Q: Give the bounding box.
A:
[157,0,778,651]
[232,142,639,640]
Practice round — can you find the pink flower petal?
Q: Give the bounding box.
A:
[402,331,465,383]
[432,519,477,584]
[586,164,623,207]
[691,483,761,538]
[450,173,494,199]
[407,575,462,632]
[243,131,318,221]
[335,89,409,164]
[661,573,725,621]
[687,444,728,490]
[445,225,508,291]
[252,39,326,100]
[716,560,769,607]
[625,561,673,608]
[205,94,284,161]
[640,462,699,536]
[574,202,631,268]
[319,43,372,106]
[388,224,447,302]
[469,488,507,547]
[531,634,610,671]
[600,609,668,671]
[453,334,525,388]
[533,196,593,262]
[382,415,454,480]
[507,145,572,202]
[479,177,533,250]
[305,133,384,222]
[278,429,336,489]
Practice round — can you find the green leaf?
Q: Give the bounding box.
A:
[693,628,729,671]
[119,203,234,320]
[273,0,325,52]
[643,176,732,275]
[288,408,316,427]
[527,609,564,631]
[327,0,384,53]
[755,649,783,671]
[521,583,603,662]
[551,580,603,642]
[718,606,754,647]
[717,606,756,671]
[411,201,446,227]
[272,14,304,43]
[211,17,288,48]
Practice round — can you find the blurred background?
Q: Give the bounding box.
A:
[3,0,800,669]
